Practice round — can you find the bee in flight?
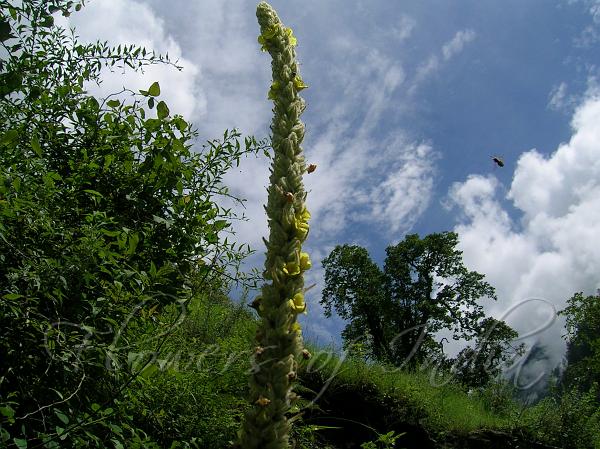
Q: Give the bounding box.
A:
[492,156,504,167]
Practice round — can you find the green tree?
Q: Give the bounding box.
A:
[0,1,263,446]
[559,291,600,401]
[450,317,522,388]
[320,245,388,361]
[321,232,497,368]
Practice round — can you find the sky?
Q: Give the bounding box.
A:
[64,0,600,391]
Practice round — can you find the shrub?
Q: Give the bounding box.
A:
[0,1,263,446]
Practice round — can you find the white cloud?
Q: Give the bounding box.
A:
[63,0,202,119]
[575,25,600,46]
[547,82,570,111]
[569,0,600,46]
[391,15,417,42]
[442,29,476,61]
[162,0,271,136]
[366,142,436,234]
[411,29,476,92]
[446,91,600,377]
[299,45,435,240]
[413,55,440,87]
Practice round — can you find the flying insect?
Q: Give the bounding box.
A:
[492,156,505,167]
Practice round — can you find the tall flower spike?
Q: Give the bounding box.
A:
[238,3,310,449]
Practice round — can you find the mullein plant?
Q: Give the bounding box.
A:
[238,2,314,449]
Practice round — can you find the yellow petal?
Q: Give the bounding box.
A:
[293,292,304,307]
[268,81,280,100]
[299,252,311,271]
[283,261,301,276]
[255,396,271,406]
[289,292,306,314]
[258,25,279,51]
[295,221,309,241]
[285,27,297,46]
[293,207,311,241]
[293,76,308,91]
[298,208,311,222]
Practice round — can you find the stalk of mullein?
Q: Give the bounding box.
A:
[238,3,312,449]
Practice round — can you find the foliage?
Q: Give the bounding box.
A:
[122,292,258,449]
[321,232,500,368]
[559,291,600,400]
[519,385,600,449]
[450,317,523,389]
[360,431,406,449]
[469,380,519,416]
[0,0,264,446]
[321,245,388,360]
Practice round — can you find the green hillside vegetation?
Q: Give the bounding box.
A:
[0,1,599,448]
[87,291,600,449]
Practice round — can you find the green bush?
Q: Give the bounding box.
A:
[470,381,518,416]
[0,1,263,446]
[518,386,600,449]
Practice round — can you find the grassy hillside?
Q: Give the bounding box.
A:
[122,292,600,449]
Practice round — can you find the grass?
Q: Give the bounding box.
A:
[120,291,599,449]
[121,289,258,448]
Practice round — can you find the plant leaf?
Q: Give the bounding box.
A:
[157,101,169,119]
[3,293,23,300]
[0,20,11,42]
[148,81,160,97]
[54,409,69,425]
[31,136,42,156]
[13,438,27,449]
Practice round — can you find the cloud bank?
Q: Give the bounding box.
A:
[447,90,600,378]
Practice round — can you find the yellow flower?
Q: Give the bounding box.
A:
[268,80,280,100]
[297,207,310,223]
[255,396,271,406]
[294,208,310,241]
[283,250,311,276]
[284,27,297,46]
[299,252,311,271]
[257,24,280,51]
[288,292,306,314]
[283,261,301,276]
[293,75,308,91]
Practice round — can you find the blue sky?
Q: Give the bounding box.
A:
[66,0,600,383]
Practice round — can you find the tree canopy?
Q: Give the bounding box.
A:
[321,232,500,368]
[450,317,522,388]
[559,291,600,401]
